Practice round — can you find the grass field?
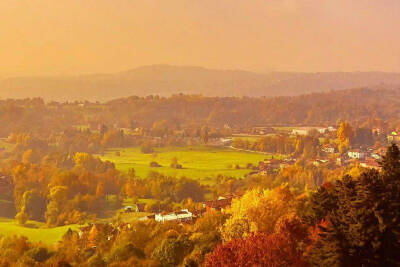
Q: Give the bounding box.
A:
[99,145,274,182]
[0,218,80,245]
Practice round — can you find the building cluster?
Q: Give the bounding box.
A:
[136,193,243,224]
[202,193,243,212]
[258,158,296,175]
[256,144,386,174]
[291,126,337,136]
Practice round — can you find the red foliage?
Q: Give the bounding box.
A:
[304,219,329,258]
[205,233,308,267]
[322,181,334,190]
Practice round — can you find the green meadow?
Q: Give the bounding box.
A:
[99,145,274,181]
[0,218,80,245]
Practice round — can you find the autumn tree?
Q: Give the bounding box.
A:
[201,126,209,144]
[205,233,307,267]
[45,186,68,226]
[15,207,29,225]
[220,186,295,241]
[337,121,354,152]
[152,235,193,266]
[21,190,46,221]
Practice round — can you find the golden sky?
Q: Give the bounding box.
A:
[0,0,399,77]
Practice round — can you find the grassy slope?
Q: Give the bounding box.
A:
[0,218,80,245]
[99,145,274,182]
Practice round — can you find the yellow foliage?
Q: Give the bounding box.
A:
[220,186,295,241]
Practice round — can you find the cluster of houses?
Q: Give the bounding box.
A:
[202,193,243,212]
[258,158,296,175]
[137,209,194,223]
[291,126,337,136]
[342,147,384,170]
[256,143,386,174]
[315,146,384,170]
[311,145,384,170]
[136,193,243,224]
[76,194,243,249]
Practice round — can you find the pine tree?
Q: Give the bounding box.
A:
[309,144,400,266]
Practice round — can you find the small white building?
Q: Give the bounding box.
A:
[348,150,366,160]
[317,126,337,134]
[220,138,233,146]
[155,209,193,223]
[291,129,309,136]
[322,145,336,154]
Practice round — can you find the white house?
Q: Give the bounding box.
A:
[291,129,309,136]
[347,150,366,160]
[322,145,336,154]
[155,209,193,223]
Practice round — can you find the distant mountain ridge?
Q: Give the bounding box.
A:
[1,65,400,101]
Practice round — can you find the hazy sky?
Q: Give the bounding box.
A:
[1,0,400,76]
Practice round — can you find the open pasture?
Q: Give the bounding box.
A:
[0,218,80,245]
[100,145,273,181]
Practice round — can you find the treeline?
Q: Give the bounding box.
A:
[233,122,378,155]
[1,88,400,138]
[233,134,320,156]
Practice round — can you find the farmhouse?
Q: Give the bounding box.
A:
[348,150,366,160]
[318,126,337,134]
[155,209,193,223]
[313,159,329,167]
[360,158,381,170]
[258,159,281,174]
[203,193,243,213]
[280,158,296,169]
[220,138,233,146]
[321,144,336,154]
[251,127,275,135]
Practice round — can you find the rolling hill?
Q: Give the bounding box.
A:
[1,65,400,101]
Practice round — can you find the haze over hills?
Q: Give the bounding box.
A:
[1,65,400,102]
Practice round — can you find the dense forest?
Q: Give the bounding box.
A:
[0,87,400,138]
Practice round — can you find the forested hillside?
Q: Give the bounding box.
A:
[1,65,400,101]
[0,88,399,137]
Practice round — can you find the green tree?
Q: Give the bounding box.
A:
[21,190,46,221]
[201,126,209,144]
[152,235,193,267]
[309,144,400,266]
[15,207,29,225]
